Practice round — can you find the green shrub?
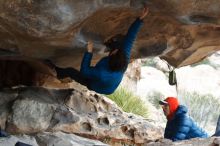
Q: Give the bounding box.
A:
[191,58,211,67]
[179,91,220,128]
[142,58,157,67]
[191,58,220,69]
[106,88,148,118]
[146,91,164,109]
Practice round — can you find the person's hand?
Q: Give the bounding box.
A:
[139,5,149,20]
[87,41,93,53]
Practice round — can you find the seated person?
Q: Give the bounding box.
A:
[159,97,208,141]
[51,6,149,94]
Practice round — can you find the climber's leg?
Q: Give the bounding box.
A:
[55,66,89,86]
[44,60,88,86]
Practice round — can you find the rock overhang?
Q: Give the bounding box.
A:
[0,0,219,74]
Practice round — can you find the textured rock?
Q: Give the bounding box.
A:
[0,135,38,146]
[0,59,62,87]
[0,88,19,129]
[145,137,220,146]
[0,132,108,146]
[2,132,220,146]
[8,98,55,133]
[36,132,108,146]
[120,59,142,92]
[0,0,219,71]
[0,85,162,145]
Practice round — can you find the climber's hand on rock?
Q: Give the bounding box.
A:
[139,5,149,20]
[87,41,93,53]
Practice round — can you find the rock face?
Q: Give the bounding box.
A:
[0,132,108,146]
[0,134,38,146]
[0,83,163,145]
[145,137,220,146]
[120,59,142,92]
[0,0,220,70]
[1,131,220,146]
[1,133,220,146]
[0,59,61,87]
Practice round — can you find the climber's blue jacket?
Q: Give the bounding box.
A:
[80,18,143,94]
[165,105,208,141]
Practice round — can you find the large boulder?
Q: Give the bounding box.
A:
[0,135,38,146]
[36,132,108,146]
[0,0,220,69]
[0,84,162,145]
[0,132,108,146]
[145,137,220,146]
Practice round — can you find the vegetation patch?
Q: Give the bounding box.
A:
[179,91,220,128]
[107,88,148,118]
[145,91,164,109]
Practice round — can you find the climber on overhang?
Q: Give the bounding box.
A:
[48,6,149,94]
[159,97,208,141]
